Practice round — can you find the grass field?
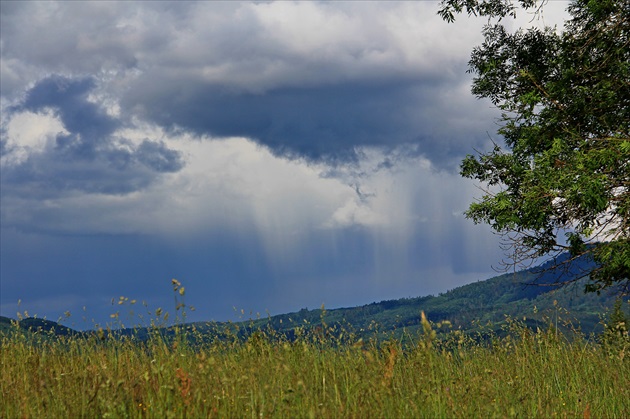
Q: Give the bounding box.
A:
[2,308,629,418]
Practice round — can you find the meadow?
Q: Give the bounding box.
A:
[2,305,629,418]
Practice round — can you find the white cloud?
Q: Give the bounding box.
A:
[1,2,483,94]
[3,109,67,162]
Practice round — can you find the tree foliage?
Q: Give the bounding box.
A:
[439,0,630,293]
[602,297,629,349]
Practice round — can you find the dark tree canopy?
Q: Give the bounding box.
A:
[439,0,629,293]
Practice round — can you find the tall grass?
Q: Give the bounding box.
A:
[2,308,628,418]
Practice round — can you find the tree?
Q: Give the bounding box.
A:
[439,0,629,293]
[602,297,629,350]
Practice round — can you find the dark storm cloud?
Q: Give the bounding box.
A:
[19,76,118,158]
[125,80,409,159]
[2,75,184,197]
[1,1,499,167]
[2,140,182,198]
[124,76,493,166]
[136,140,186,173]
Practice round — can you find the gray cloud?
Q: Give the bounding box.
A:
[2,75,184,197]
[136,140,186,173]
[1,1,498,167]
[124,80,416,159]
[19,76,118,157]
[124,76,496,166]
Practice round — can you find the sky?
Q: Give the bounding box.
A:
[0,1,571,329]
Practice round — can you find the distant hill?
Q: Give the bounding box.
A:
[2,255,626,342]
[0,315,80,340]
[190,254,624,340]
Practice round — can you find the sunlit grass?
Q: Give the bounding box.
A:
[2,284,628,418]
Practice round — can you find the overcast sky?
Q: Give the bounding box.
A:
[0,1,570,328]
